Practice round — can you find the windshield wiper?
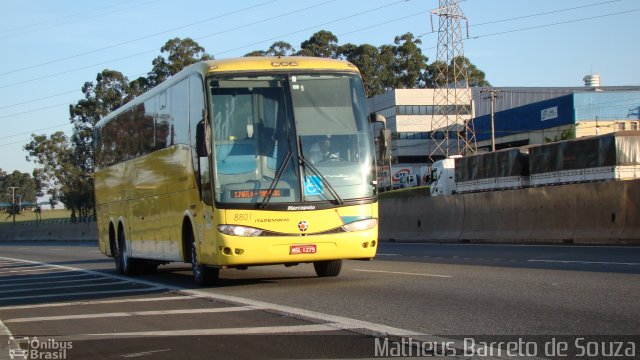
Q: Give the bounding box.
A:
[259,150,293,208]
[300,156,344,205]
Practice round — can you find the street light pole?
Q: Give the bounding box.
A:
[8,186,19,225]
[480,89,501,152]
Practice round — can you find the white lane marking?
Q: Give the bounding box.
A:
[0,273,91,283]
[352,269,452,278]
[2,280,127,295]
[388,242,640,249]
[119,349,172,358]
[528,259,640,266]
[60,323,358,341]
[0,266,61,275]
[0,277,107,289]
[0,287,163,301]
[0,263,51,270]
[5,306,263,323]
[0,256,421,337]
[0,261,19,265]
[0,296,188,311]
[375,253,399,256]
[0,318,18,357]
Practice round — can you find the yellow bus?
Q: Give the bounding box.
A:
[94,57,381,285]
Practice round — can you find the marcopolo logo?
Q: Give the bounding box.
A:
[8,336,73,360]
[297,220,309,232]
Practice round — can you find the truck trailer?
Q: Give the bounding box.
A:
[429,131,640,196]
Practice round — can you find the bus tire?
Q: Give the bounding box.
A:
[313,259,342,277]
[116,227,137,276]
[190,233,219,286]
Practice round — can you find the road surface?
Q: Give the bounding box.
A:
[1,241,639,359]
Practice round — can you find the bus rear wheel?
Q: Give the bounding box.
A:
[115,229,136,275]
[313,260,342,277]
[190,235,219,286]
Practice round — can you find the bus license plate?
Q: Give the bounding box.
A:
[290,244,316,255]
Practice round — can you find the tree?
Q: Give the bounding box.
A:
[148,37,212,87]
[24,38,214,221]
[25,131,95,220]
[424,56,491,88]
[298,30,339,58]
[457,56,491,87]
[267,41,296,56]
[0,170,37,214]
[341,34,429,95]
[545,127,576,143]
[377,44,397,92]
[245,41,296,57]
[24,132,73,215]
[339,43,385,96]
[32,168,45,200]
[392,33,428,89]
[26,69,132,220]
[128,76,152,98]
[243,31,488,95]
[244,50,267,57]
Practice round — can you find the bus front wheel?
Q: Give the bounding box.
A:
[313,260,342,277]
[190,236,219,286]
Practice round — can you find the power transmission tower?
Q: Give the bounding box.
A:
[428,0,476,163]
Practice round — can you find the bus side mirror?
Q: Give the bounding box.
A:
[369,113,386,126]
[196,120,207,157]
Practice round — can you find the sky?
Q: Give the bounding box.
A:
[1,0,639,176]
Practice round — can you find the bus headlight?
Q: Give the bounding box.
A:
[341,218,377,232]
[218,225,263,237]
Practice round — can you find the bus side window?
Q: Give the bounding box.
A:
[156,91,171,149]
[200,157,213,205]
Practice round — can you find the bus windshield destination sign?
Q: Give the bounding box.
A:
[230,189,290,199]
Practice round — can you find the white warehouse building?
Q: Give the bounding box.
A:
[367,88,474,187]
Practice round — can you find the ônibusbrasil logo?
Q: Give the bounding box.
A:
[8,336,73,360]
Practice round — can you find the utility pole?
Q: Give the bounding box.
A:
[480,89,501,152]
[8,186,19,225]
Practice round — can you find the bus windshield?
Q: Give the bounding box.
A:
[209,73,375,207]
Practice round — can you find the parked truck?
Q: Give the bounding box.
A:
[392,165,418,189]
[379,164,426,190]
[429,156,460,196]
[455,146,530,194]
[528,130,640,186]
[430,131,640,196]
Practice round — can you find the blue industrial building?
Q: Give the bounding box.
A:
[472,87,640,150]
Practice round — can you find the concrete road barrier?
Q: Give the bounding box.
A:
[0,222,97,242]
[622,179,640,240]
[379,179,640,244]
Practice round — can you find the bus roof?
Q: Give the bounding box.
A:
[96,56,360,129]
[204,56,359,73]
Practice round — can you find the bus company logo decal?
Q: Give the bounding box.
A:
[298,221,309,232]
[287,205,316,211]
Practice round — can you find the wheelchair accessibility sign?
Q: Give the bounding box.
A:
[304,175,324,196]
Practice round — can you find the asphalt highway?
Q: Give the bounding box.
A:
[1,241,639,359]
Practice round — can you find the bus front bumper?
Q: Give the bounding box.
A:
[205,228,378,267]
